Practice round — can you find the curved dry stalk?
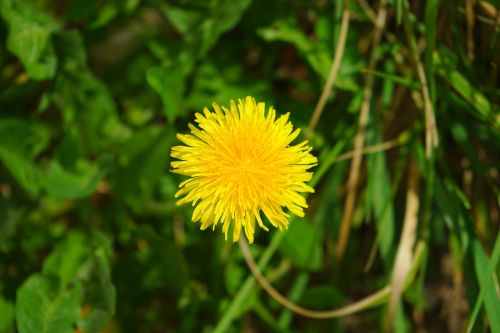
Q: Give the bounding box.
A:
[402,1,439,158]
[387,159,420,331]
[334,0,388,262]
[307,1,351,134]
[239,237,426,319]
[239,237,391,318]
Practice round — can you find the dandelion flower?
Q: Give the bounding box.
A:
[170,96,317,243]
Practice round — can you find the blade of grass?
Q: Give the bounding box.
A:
[466,233,500,332]
[468,235,500,332]
[424,0,439,101]
[434,51,498,128]
[212,232,284,333]
[277,272,309,328]
[362,69,421,89]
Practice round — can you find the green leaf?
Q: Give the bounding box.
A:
[43,233,90,287]
[366,117,395,261]
[42,231,116,333]
[363,69,420,89]
[424,0,439,100]
[53,31,130,150]
[146,65,188,122]
[467,233,500,332]
[198,0,253,57]
[42,161,104,200]
[76,232,116,333]
[161,0,252,58]
[151,0,253,120]
[16,274,80,333]
[0,119,50,197]
[434,51,496,126]
[279,219,322,270]
[472,238,500,332]
[0,0,58,80]
[367,150,395,260]
[161,5,206,36]
[258,20,358,91]
[259,20,329,80]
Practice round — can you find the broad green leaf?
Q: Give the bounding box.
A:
[152,0,253,120]
[147,65,188,122]
[43,233,90,287]
[0,0,58,80]
[16,274,80,333]
[76,232,116,333]
[162,0,252,58]
[279,219,322,270]
[259,21,329,80]
[42,231,116,333]
[258,20,358,91]
[53,31,130,150]
[161,5,206,36]
[42,161,104,200]
[0,119,50,197]
[198,0,253,57]
[186,61,270,113]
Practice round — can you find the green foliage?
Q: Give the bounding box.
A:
[0,0,59,80]
[0,0,498,332]
[15,231,115,333]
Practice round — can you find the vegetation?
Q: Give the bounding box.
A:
[0,0,498,332]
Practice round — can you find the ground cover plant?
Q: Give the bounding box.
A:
[0,0,499,332]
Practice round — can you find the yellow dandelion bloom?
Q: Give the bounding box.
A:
[170,96,317,243]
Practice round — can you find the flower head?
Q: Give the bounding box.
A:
[170,96,317,243]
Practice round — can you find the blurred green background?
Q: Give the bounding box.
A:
[0,0,499,332]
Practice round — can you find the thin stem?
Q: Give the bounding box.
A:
[402,1,439,158]
[239,237,390,318]
[238,237,426,319]
[335,0,388,262]
[307,1,351,134]
[333,138,402,164]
